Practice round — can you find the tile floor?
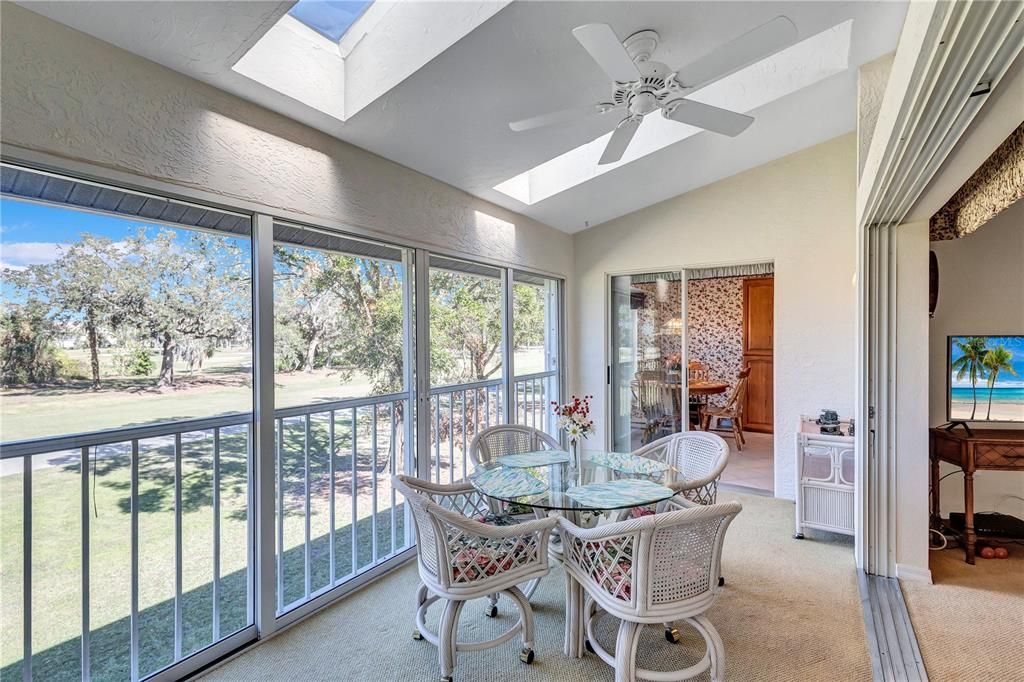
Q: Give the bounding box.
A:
[718,431,774,493]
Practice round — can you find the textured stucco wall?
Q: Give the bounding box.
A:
[0,4,572,280]
[573,134,858,500]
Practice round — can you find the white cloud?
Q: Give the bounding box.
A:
[0,241,68,270]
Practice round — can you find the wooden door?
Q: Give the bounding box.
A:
[742,277,774,433]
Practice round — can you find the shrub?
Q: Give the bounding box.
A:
[0,303,61,386]
[114,347,155,376]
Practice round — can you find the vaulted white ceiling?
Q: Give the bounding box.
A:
[18,1,908,232]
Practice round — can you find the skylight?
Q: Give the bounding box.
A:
[288,0,374,43]
[494,20,854,205]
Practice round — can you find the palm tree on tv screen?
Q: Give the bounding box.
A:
[982,344,1017,420]
[951,336,989,419]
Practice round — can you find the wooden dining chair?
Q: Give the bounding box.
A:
[687,360,709,382]
[637,375,675,444]
[700,368,751,451]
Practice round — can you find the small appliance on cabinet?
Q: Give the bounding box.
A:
[795,413,855,538]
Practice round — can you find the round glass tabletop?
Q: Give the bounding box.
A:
[468,450,680,512]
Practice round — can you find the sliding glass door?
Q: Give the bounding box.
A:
[609,272,684,452]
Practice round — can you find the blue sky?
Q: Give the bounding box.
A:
[0,198,149,270]
[950,335,1024,388]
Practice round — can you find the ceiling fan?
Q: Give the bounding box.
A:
[509,17,798,165]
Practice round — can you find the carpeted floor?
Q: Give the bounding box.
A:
[201,492,868,681]
[901,545,1024,682]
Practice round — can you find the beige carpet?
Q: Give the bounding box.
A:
[901,545,1024,681]
[202,492,868,681]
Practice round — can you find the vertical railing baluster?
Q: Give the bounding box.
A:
[329,411,336,585]
[350,408,358,574]
[472,388,479,441]
[212,428,221,643]
[245,423,254,624]
[485,388,491,429]
[22,454,31,682]
[174,433,183,661]
[371,406,379,563]
[460,391,467,479]
[390,402,397,555]
[303,414,312,599]
[81,445,91,681]
[130,441,140,682]
[433,396,440,483]
[448,395,454,484]
[534,379,540,429]
[275,419,284,612]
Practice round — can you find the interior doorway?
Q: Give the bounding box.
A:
[686,265,774,493]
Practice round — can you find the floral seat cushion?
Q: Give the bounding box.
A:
[449,531,537,583]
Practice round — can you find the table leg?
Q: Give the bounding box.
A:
[964,471,976,565]
[563,571,584,657]
[929,452,941,528]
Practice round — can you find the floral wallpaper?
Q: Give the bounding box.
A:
[633,280,682,367]
[630,275,771,408]
[686,277,745,406]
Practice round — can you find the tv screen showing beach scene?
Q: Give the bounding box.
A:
[948,335,1024,423]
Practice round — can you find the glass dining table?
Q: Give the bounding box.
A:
[468,449,680,516]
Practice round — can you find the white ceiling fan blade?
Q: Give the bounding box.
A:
[662,99,754,137]
[598,117,641,165]
[674,16,798,90]
[572,23,642,83]
[509,103,620,132]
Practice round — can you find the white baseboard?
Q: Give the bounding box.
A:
[896,563,933,584]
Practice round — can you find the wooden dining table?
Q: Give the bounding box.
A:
[664,379,730,426]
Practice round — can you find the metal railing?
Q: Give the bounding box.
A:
[0,391,412,681]
[513,370,559,436]
[428,379,503,484]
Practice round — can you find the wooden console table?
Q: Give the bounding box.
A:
[929,427,1024,564]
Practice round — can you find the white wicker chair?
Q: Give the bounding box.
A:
[468,424,561,467]
[394,474,558,681]
[469,423,564,598]
[633,431,730,505]
[559,497,742,682]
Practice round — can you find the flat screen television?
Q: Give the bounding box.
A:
[947,335,1024,423]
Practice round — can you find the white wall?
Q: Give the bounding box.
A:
[0,4,572,281]
[572,134,859,500]
[894,220,931,580]
[929,201,1024,519]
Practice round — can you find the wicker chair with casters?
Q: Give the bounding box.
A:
[634,431,731,506]
[468,424,560,467]
[394,474,557,682]
[700,368,751,451]
[559,498,742,682]
[470,424,564,600]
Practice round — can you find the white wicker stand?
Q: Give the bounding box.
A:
[794,416,855,538]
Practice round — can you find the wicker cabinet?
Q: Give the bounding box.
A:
[795,417,855,538]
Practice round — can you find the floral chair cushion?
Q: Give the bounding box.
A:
[449,531,538,584]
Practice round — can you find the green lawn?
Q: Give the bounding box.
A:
[0,346,550,679]
[0,414,410,680]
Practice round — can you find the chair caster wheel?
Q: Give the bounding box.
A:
[412,629,424,641]
[665,627,680,643]
[584,640,594,653]
[519,648,534,664]
[440,676,453,682]
[484,604,498,618]
[794,533,805,540]
[718,576,726,587]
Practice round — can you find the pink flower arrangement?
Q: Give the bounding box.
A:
[551,394,594,442]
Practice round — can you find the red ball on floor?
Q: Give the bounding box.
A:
[979,546,996,559]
